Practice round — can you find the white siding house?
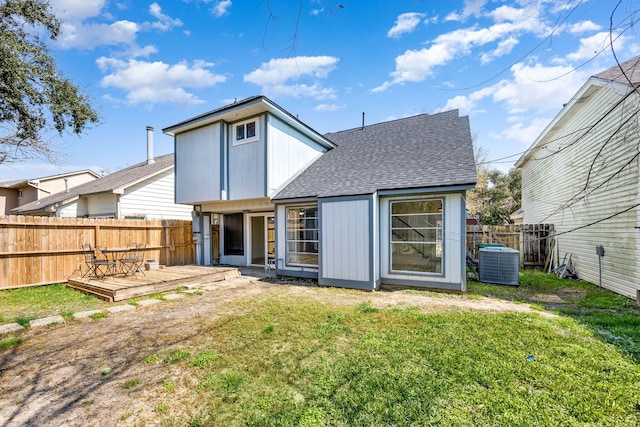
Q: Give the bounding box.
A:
[516,56,640,299]
[164,96,476,292]
[14,131,192,221]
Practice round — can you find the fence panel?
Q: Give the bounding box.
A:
[0,216,194,289]
[466,224,554,269]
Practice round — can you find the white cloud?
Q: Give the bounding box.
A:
[148,2,183,31]
[212,0,232,17]
[564,32,624,62]
[51,0,105,20]
[310,8,324,16]
[387,12,426,39]
[445,0,487,21]
[97,57,227,106]
[244,56,338,100]
[491,117,552,146]
[314,103,343,112]
[373,4,549,92]
[569,20,601,34]
[436,86,495,115]
[58,20,139,49]
[480,36,519,64]
[493,62,588,114]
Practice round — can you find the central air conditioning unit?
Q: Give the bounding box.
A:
[478,247,520,286]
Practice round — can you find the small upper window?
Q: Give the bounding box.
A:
[17,189,23,199]
[233,119,259,145]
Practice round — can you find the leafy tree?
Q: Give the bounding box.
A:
[467,143,521,225]
[0,0,98,164]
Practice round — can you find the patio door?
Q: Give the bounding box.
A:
[250,214,275,267]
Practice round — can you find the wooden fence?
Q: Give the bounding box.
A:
[466,224,554,269]
[0,216,194,289]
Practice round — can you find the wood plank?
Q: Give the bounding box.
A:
[66,266,238,301]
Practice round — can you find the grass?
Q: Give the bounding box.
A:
[467,270,640,361]
[0,284,110,325]
[138,288,640,426]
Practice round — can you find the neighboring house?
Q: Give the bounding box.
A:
[0,170,99,215]
[163,96,476,291]
[509,208,524,225]
[516,56,640,299]
[13,128,192,220]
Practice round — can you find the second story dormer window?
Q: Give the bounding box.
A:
[233,119,258,145]
[17,189,23,199]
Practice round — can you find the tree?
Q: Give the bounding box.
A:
[467,141,521,225]
[0,0,98,164]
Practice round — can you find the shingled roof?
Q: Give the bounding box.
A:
[273,109,476,200]
[594,55,640,85]
[13,154,174,214]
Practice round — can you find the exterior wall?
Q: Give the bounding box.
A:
[266,114,325,195]
[0,188,18,215]
[521,82,640,298]
[57,199,88,218]
[18,186,38,207]
[120,168,193,220]
[87,194,117,218]
[228,115,266,200]
[175,123,222,204]
[319,196,374,290]
[39,172,97,195]
[379,192,466,291]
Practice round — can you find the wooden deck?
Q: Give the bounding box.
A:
[67,265,240,301]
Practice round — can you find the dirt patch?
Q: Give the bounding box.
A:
[0,277,552,426]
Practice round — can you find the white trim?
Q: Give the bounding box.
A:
[232,118,259,146]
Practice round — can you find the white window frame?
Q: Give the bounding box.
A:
[285,205,318,267]
[232,118,259,146]
[17,189,23,199]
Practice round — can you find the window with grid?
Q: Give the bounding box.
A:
[286,206,318,266]
[233,119,258,145]
[390,199,443,274]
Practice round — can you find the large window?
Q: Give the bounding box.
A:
[391,199,443,274]
[224,213,244,256]
[286,206,318,266]
[233,119,258,145]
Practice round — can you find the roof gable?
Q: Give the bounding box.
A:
[273,109,477,200]
[13,154,175,214]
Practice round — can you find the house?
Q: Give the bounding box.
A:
[0,170,99,215]
[163,96,477,291]
[13,127,193,220]
[516,55,640,299]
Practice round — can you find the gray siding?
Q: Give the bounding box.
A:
[175,123,221,204]
[521,81,640,298]
[229,116,265,200]
[267,115,325,195]
[120,169,193,220]
[320,197,371,283]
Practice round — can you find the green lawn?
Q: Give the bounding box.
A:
[142,294,640,426]
[2,272,640,426]
[468,270,640,362]
[0,283,111,325]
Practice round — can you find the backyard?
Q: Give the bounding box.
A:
[0,271,639,426]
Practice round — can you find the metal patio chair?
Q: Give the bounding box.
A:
[119,243,146,277]
[82,244,116,279]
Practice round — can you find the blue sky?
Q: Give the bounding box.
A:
[1,0,635,180]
